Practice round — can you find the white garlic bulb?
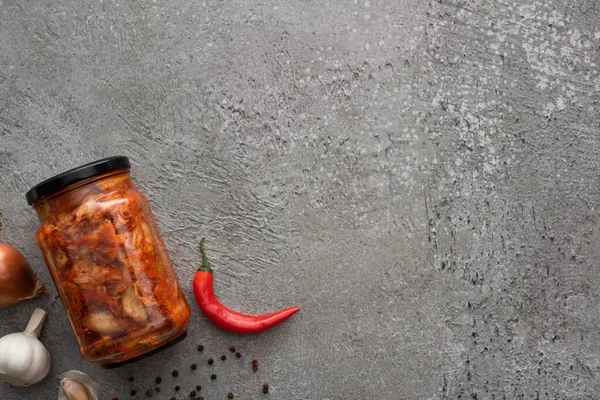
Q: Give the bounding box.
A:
[0,308,51,386]
[58,370,99,400]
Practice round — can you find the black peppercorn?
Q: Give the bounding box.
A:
[128,377,135,382]
[197,344,204,352]
[130,390,137,396]
[235,352,241,358]
[191,363,198,370]
[196,385,202,391]
[190,390,196,397]
[175,386,180,391]
[208,358,214,365]
[156,377,162,384]
[170,398,176,400]
[172,370,179,377]
[262,383,269,393]
[221,355,227,361]
[211,374,217,380]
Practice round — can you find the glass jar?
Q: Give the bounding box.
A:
[25,156,190,364]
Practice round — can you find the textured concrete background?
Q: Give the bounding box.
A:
[1,0,600,398]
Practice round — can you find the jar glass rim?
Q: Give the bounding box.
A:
[25,156,130,205]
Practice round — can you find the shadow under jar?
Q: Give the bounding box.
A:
[26,156,190,364]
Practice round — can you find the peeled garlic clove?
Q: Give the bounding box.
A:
[58,370,99,400]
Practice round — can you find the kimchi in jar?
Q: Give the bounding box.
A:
[25,156,190,364]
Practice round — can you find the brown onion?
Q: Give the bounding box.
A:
[0,243,44,308]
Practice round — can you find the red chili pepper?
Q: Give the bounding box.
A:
[193,238,300,334]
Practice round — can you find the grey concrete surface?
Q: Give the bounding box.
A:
[1,0,600,398]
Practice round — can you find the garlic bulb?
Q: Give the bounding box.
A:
[58,370,99,400]
[0,308,51,386]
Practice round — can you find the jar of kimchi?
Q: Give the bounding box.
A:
[25,156,190,364]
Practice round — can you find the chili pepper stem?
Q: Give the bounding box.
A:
[198,237,213,273]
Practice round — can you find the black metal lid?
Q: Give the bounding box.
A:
[25,156,131,205]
